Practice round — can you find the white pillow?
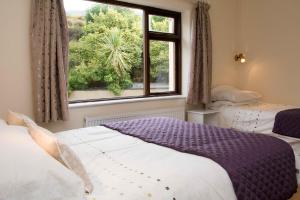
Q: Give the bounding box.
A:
[212,85,262,103]
[209,100,257,109]
[6,110,35,126]
[0,119,7,128]
[25,121,93,194]
[0,126,85,200]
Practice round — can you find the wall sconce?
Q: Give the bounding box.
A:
[235,53,246,63]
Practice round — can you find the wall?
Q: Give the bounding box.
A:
[45,98,186,132]
[0,0,239,131]
[209,0,239,87]
[0,0,33,119]
[237,0,300,106]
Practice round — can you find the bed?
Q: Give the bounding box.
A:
[207,85,297,134]
[1,111,300,200]
[57,126,237,200]
[56,118,299,200]
[208,101,294,133]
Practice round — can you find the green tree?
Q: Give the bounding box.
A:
[150,41,169,83]
[67,4,170,95]
[67,16,85,41]
[101,28,131,76]
[85,5,106,23]
[150,16,170,33]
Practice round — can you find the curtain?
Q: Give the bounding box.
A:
[31,0,69,123]
[187,1,212,108]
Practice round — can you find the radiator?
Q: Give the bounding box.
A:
[85,107,185,127]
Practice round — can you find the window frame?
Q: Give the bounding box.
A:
[68,0,182,104]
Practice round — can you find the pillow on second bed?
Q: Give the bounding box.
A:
[209,100,256,109]
[212,85,262,103]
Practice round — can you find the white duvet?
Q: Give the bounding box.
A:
[57,126,300,200]
[57,126,237,200]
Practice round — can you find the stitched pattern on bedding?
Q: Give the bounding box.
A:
[226,103,292,133]
[103,117,297,200]
[67,132,178,200]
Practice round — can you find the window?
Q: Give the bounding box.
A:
[64,0,181,103]
[149,15,175,33]
[150,40,176,93]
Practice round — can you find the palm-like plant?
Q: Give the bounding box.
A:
[101,28,131,76]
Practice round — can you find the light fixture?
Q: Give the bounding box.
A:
[235,53,246,63]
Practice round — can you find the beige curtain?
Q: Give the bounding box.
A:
[31,0,69,123]
[187,2,212,107]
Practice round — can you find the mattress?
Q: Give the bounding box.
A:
[57,125,300,200]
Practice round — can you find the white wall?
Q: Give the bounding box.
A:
[237,0,300,106]
[209,0,239,87]
[0,0,33,119]
[0,0,239,131]
[45,98,186,132]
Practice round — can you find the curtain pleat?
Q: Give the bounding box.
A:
[31,0,69,123]
[187,2,212,107]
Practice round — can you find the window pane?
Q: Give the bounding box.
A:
[64,0,144,102]
[149,15,174,33]
[150,40,176,93]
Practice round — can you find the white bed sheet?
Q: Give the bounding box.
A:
[208,102,294,134]
[57,125,300,200]
[57,126,237,200]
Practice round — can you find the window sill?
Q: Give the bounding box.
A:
[69,95,186,109]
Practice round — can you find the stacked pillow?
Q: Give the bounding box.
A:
[26,121,93,193]
[6,110,35,126]
[0,119,7,127]
[211,85,262,104]
[2,111,93,197]
[0,125,85,200]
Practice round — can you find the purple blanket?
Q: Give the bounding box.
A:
[273,109,300,138]
[103,117,297,200]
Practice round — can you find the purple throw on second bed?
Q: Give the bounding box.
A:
[103,117,297,200]
[273,108,300,138]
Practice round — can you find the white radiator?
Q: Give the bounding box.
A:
[85,107,185,127]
